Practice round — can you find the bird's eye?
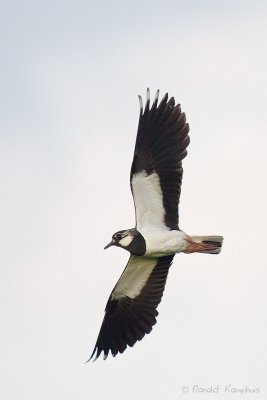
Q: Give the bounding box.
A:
[116,233,122,240]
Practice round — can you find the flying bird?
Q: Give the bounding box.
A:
[89,89,223,361]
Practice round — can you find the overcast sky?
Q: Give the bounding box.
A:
[0,1,266,399]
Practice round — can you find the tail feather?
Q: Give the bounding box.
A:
[185,235,223,254]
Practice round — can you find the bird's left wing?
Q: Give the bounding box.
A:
[89,254,174,360]
[130,89,190,231]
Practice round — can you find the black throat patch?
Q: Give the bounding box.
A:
[127,230,146,256]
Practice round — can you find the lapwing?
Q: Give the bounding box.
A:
[89,89,223,361]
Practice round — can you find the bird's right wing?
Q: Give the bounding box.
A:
[89,254,174,360]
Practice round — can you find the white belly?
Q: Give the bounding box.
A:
[141,229,188,257]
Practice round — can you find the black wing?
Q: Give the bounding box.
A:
[89,254,174,360]
[130,89,190,230]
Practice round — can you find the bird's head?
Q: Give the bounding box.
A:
[104,228,146,256]
[104,229,134,251]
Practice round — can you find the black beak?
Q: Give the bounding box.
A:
[104,241,114,250]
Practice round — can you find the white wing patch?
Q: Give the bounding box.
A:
[131,171,167,232]
[112,256,157,300]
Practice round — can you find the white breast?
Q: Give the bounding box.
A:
[142,229,188,257]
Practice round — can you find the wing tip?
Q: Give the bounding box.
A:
[86,346,109,362]
[138,95,143,115]
[86,346,98,363]
[144,88,150,112]
[152,89,160,109]
[139,89,183,115]
[139,88,162,114]
[146,87,150,103]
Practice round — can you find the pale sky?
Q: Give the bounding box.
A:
[0,1,266,399]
